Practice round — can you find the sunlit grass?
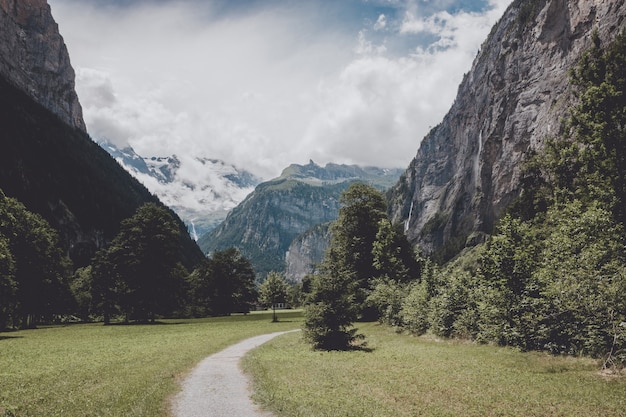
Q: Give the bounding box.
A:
[0,311,303,417]
[244,322,626,417]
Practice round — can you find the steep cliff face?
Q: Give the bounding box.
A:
[285,223,331,283]
[388,0,626,260]
[0,0,85,131]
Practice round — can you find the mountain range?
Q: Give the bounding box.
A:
[198,161,403,279]
[98,140,261,239]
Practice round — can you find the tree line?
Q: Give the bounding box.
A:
[302,31,626,369]
[0,197,293,330]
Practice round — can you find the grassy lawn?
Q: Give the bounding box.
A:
[0,310,303,417]
[244,322,626,417]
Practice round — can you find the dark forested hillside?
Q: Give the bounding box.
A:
[0,76,204,269]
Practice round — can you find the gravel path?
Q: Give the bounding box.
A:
[171,330,298,417]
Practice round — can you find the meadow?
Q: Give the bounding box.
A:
[3,312,625,417]
[0,311,302,417]
[244,322,626,417]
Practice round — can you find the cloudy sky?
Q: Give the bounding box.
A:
[49,0,512,179]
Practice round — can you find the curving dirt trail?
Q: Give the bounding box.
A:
[171,330,297,417]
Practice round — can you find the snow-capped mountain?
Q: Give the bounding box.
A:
[98,140,260,239]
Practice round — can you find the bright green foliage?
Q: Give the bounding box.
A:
[365,277,407,327]
[69,266,93,323]
[0,190,71,329]
[534,201,626,361]
[396,33,626,366]
[259,271,288,322]
[188,248,257,316]
[91,203,186,323]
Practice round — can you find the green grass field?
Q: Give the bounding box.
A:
[4,313,626,417]
[244,322,626,417]
[0,311,302,417]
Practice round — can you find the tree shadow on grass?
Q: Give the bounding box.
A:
[0,335,23,341]
[106,321,186,326]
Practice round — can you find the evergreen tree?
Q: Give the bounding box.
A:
[304,182,387,349]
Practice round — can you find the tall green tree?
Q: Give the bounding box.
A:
[189,248,257,316]
[328,182,388,319]
[304,245,362,350]
[91,203,186,323]
[0,191,71,328]
[258,271,288,322]
[304,182,388,350]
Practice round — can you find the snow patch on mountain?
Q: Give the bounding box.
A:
[98,139,260,238]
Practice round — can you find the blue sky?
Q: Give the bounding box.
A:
[49,0,512,178]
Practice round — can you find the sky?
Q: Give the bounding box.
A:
[49,0,512,179]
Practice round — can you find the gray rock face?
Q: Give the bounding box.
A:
[0,0,85,131]
[285,223,331,283]
[388,0,626,259]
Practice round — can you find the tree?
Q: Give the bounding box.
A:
[0,191,71,328]
[258,271,288,322]
[303,183,387,349]
[303,246,362,350]
[189,248,257,316]
[91,203,187,323]
[327,182,389,320]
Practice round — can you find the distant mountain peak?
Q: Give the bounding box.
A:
[98,140,261,238]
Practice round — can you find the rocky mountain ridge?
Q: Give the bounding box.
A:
[199,161,403,278]
[0,0,85,131]
[388,0,626,261]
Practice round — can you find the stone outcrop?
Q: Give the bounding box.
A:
[388,0,626,259]
[0,0,85,131]
[285,223,331,283]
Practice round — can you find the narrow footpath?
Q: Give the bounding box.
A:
[171,330,297,417]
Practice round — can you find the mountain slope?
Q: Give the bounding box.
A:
[199,161,403,278]
[0,0,204,269]
[388,0,626,262]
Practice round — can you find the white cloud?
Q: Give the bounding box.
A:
[51,0,512,179]
[374,14,387,31]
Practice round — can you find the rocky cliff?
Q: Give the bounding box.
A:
[284,222,331,283]
[388,0,626,261]
[0,0,85,131]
